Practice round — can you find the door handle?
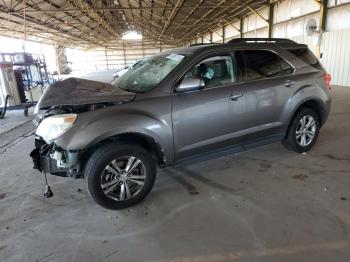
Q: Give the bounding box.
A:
[228,92,243,101]
[284,80,296,87]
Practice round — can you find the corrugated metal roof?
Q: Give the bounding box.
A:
[0,0,271,48]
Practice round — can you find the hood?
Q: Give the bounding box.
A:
[36,77,135,109]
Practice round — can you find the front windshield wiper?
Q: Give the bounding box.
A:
[119,88,143,94]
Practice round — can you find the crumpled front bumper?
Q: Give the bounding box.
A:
[30,137,83,178]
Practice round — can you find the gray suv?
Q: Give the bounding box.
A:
[31,38,331,209]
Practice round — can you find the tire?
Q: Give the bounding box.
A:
[85,143,156,210]
[283,107,320,153]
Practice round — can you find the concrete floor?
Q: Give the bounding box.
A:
[0,86,349,262]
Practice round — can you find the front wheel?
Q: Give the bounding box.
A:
[85,143,156,210]
[283,107,320,153]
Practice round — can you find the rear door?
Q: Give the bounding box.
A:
[232,49,296,142]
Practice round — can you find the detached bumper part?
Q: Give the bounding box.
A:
[30,147,43,172]
[30,138,83,178]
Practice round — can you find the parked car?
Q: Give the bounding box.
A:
[112,59,144,80]
[112,66,129,80]
[31,38,331,209]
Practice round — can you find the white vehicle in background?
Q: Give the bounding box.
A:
[113,59,144,80]
[112,66,129,80]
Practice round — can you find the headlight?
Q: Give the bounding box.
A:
[36,114,77,143]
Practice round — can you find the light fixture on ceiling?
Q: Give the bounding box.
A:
[122,30,142,40]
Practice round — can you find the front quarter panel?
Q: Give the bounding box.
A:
[53,95,174,164]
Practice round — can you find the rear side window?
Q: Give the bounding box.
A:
[239,50,294,81]
[287,48,323,70]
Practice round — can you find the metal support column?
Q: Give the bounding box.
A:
[23,0,26,51]
[141,41,145,58]
[268,3,275,38]
[122,42,126,67]
[320,0,328,32]
[222,26,225,43]
[104,46,109,70]
[240,18,243,38]
[316,0,328,58]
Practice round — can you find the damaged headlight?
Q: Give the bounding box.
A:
[36,114,77,143]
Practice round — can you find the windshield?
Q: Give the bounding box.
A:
[111,54,185,93]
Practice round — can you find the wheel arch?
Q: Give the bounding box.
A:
[80,132,167,172]
[285,98,326,138]
[295,99,326,125]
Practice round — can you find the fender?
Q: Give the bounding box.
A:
[54,99,174,164]
[280,84,331,132]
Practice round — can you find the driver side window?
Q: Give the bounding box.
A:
[184,55,237,88]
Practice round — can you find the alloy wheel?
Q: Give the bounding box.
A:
[296,115,316,147]
[100,156,146,201]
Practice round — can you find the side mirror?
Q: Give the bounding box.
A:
[176,77,205,92]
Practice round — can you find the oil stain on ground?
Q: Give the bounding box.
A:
[260,161,272,169]
[292,174,309,180]
[0,192,6,199]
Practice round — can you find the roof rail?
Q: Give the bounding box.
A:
[227,38,296,44]
[189,43,220,46]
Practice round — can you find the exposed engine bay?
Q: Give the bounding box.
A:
[34,102,115,125]
[31,102,118,179]
[30,77,136,179]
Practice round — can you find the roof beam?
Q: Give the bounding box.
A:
[159,0,185,39]
[182,0,269,44]
[8,4,269,13]
[37,0,109,43]
[0,14,92,46]
[223,18,240,33]
[1,0,111,46]
[170,0,205,35]
[64,0,120,37]
[177,0,239,42]
[0,4,97,45]
[247,5,268,23]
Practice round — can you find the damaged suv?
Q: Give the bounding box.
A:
[31,38,331,209]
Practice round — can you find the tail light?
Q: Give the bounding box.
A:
[324,72,332,90]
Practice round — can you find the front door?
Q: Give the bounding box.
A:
[172,54,246,160]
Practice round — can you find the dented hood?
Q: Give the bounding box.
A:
[36,77,135,109]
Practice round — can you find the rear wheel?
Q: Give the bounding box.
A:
[283,107,320,153]
[85,143,156,210]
